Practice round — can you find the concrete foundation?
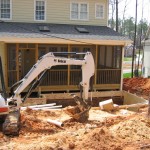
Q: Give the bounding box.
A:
[23,90,148,110]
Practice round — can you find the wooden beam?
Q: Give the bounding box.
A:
[1,37,130,46]
[68,44,71,86]
[95,45,98,85]
[41,91,123,100]
[4,42,8,90]
[16,43,19,81]
[35,43,38,61]
[120,46,124,90]
[104,46,107,67]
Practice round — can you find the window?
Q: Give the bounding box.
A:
[95,3,104,19]
[70,3,88,20]
[35,0,46,21]
[0,0,12,20]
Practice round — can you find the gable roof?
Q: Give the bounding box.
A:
[0,22,130,45]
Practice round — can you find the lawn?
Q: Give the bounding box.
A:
[123,73,131,78]
[123,71,142,78]
[124,57,132,61]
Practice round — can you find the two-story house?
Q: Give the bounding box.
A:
[0,0,130,93]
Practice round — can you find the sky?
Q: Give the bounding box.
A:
[110,0,150,23]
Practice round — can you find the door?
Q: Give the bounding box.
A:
[18,49,36,79]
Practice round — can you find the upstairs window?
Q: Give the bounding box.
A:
[0,0,12,20]
[95,3,104,19]
[71,3,88,20]
[35,0,46,21]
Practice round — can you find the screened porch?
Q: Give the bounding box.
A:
[6,43,122,92]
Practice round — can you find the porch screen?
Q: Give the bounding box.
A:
[7,44,17,87]
[97,46,122,84]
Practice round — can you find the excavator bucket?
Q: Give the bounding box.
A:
[64,95,91,122]
[64,106,90,122]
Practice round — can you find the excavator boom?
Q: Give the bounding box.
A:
[11,52,95,107]
[2,51,95,135]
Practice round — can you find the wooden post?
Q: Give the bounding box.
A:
[95,45,98,85]
[120,46,124,91]
[35,43,38,61]
[104,46,107,67]
[16,43,19,81]
[68,44,71,86]
[3,42,8,90]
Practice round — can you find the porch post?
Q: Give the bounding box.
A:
[35,43,41,94]
[16,43,19,81]
[95,45,98,86]
[68,44,71,86]
[0,42,8,90]
[35,43,38,61]
[120,46,124,90]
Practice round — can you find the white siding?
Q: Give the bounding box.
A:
[9,0,108,26]
[143,44,150,77]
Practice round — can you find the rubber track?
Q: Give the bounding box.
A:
[2,110,20,136]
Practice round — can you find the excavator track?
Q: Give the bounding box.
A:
[2,110,20,136]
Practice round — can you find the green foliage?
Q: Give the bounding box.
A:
[124,57,132,61]
[108,17,149,41]
[123,73,131,78]
[123,71,142,78]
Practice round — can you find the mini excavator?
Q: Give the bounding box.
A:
[0,52,95,135]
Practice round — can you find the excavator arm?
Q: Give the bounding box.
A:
[2,52,95,135]
[9,52,95,109]
[9,52,95,121]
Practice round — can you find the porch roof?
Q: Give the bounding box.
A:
[0,22,131,45]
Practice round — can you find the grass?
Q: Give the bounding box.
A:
[123,73,131,78]
[124,57,132,61]
[123,71,142,78]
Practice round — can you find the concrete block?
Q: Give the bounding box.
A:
[99,99,114,111]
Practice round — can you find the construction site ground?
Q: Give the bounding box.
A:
[1,76,150,149]
[0,104,150,149]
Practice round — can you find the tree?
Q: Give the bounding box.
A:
[124,17,135,40]
[109,0,116,29]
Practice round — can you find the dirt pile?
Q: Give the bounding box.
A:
[76,127,123,150]
[0,108,150,150]
[110,114,150,141]
[123,77,150,98]
[24,107,59,118]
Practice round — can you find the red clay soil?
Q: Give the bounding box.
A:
[123,77,150,99]
[0,107,150,150]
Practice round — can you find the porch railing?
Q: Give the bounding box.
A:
[8,69,121,87]
[96,69,121,84]
[41,70,68,86]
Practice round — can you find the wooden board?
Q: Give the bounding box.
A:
[41,91,123,100]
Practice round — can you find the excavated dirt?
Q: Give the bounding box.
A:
[0,106,150,150]
[123,77,150,99]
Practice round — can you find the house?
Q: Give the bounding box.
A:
[0,0,130,93]
[143,27,150,77]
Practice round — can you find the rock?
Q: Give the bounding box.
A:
[69,143,75,149]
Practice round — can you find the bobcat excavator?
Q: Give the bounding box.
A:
[0,51,95,135]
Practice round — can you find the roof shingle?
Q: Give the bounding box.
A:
[0,22,129,41]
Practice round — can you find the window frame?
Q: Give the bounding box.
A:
[95,3,105,19]
[0,0,12,20]
[70,2,89,21]
[34,0,46,21]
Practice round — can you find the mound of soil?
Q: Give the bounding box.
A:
[110,115,150,141]
[0,108,150,150]
[76,127,123,150]
[123,77,150,98]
